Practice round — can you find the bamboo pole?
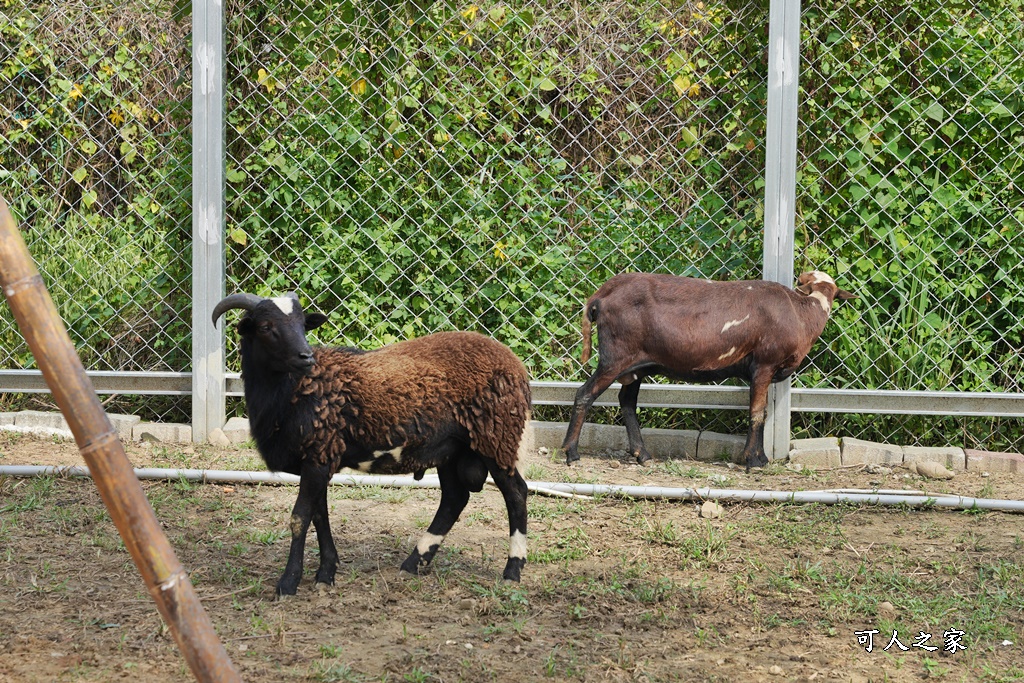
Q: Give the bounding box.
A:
[0,196,241,682]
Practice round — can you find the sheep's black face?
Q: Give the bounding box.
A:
[237,296,328,376]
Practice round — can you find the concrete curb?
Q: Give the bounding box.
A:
[0,411,1020,476]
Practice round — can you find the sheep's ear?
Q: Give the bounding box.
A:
[836,289,858,300]
[236,317,255,335]
[304,313,328,331]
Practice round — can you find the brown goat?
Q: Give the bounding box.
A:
[561,271,856,470]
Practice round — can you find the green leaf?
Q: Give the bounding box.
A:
[229,228,247,246]
[849,185,868,201]
[72,166,88,184]
[924,101,946,122]
[536,77,557,92]
[986,102,1013,117]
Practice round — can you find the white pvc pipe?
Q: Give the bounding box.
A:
[2,465,1023,512]
[528,482,1024,512]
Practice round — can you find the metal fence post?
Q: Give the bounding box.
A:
[762,0,801,460]
[191,0,226,442]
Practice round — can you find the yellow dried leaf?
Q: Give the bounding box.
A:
[257,68,276,93]
[672,75,691,98]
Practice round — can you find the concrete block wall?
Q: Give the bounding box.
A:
[788,437,841,469]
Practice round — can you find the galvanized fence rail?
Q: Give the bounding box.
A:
[2,0,1022,454]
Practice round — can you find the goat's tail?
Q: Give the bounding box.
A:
[580,299,598,365]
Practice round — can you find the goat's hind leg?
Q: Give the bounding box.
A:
[562,366,620,464]
[400,460,470,576]
[485,460,529,582]
[618,377,652,465]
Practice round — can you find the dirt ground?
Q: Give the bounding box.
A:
[1,429,1022,683]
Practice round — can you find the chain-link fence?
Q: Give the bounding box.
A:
[2,0,1023,450]
[221,0,768,374]
[794,0,1024,448]
[1,0,193,421]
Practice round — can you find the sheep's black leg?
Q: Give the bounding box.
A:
[400,460,469,576]
[485,460,529,582]
[277,462,330,596]
[741,366,774,472]
[562,366,620,464]
[618,378,651,464]
[311,482,338,587]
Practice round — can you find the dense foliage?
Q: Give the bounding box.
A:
[0,0,192,371]
[221,0,767,377]
[797,0,1024,394]
[1,0,1021,443]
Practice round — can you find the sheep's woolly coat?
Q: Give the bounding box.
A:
[289,331,531,475]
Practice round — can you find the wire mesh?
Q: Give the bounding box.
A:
[221,0,768,379]
[0,0,192,420]
[796,0,1024,396]
[1,0,1022,447]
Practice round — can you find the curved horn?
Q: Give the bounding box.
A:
[211,293,264,327]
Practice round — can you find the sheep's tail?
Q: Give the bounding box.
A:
[580,299,597,365]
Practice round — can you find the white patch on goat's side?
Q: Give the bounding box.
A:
[720,314,750,334]
[717,346,737,361]
[508,530,528,560]
[746,286,753,290]
[416,532,446,556]
[810,291,831,313]
[358,446,404,472]
[272,297,295,315]
[372,446,404,459]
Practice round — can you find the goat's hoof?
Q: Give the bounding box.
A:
[635,451,653,466]
[313,569,337,585]
[502,558,525,582]
[399,557,422,576]
[746,454,769,470]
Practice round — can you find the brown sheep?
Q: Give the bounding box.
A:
[213,292,531,595]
